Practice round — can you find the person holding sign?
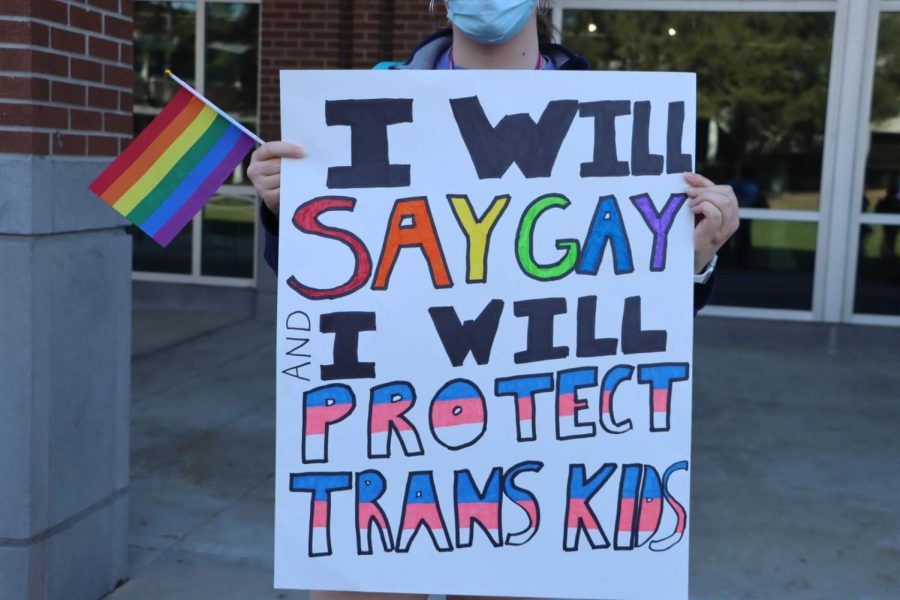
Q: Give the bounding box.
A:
[257,2,740,600]
[249,0,738,312]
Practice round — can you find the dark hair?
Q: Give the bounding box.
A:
[537,9,557,44]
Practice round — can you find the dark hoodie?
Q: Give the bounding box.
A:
[260,28,715,311]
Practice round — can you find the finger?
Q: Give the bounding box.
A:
[254,141,305,160]
[694,201,724,243]
[691,190,739,233]
[700,195,738,242]
[690,191,739,228]
[254,141,306,161]
[720,199,740,236]
[688,190,731,209]
[683,172,716,188]
[686,184,733,197]
[251,160,284,178]
[258,173,281,191]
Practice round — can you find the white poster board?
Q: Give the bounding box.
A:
[276,70,696,600]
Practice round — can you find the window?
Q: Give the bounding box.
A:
[131,0,260,285]
[559,6,835,312]
[855,11,900,317]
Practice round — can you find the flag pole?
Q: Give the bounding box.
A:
[164,69,266,146]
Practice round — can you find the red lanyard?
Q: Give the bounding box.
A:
[449,47,544,70]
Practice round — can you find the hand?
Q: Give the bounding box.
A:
[247,141,306,217]
[684,172,740,274]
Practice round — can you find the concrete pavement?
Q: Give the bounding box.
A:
[108,310,900,599]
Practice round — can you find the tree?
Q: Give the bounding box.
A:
[564,11,834,190]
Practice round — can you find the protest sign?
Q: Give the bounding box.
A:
[275,70,696,599]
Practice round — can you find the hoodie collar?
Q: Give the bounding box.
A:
[391,28,590,71]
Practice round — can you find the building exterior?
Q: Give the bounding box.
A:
[127,0,900,327]
[0,1,132,598]
[0,2,896,598]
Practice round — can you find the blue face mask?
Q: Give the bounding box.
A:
[447,0,537,46]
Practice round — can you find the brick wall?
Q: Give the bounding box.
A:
[0,0,134,156]
[259,0,447,140]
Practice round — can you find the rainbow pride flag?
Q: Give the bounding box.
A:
[89,73,261,247]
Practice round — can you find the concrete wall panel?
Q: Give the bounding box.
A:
[0,237,39,541]
[0,156,127,236]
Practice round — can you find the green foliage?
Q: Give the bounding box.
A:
[564,11,834,164]
[872,14,900,123]
[133,2,197,106]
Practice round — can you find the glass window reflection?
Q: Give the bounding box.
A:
[857,13,900,316]
[714,221,817,310]
[563,10,833,311]
[563,11,834,212]
[201,194,256,278]
[132,1,197,275]
[131,1,259,280]
[131,222,193,274]
[857,225,900,316]
[133,1,196,135]
[206,2,259,186]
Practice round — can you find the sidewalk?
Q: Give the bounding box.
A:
[109,310,900,599]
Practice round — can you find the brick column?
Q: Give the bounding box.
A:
[0,1,133,598]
